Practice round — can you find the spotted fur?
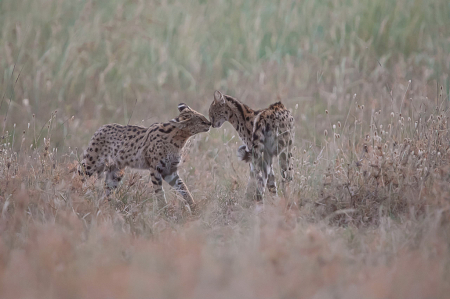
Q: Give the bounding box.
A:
[78,103,211,211]
[209,91,294,200]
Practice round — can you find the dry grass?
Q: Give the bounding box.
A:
[1,0,450,298]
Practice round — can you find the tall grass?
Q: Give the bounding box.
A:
[1,0,449,142]
[1,0,450,298]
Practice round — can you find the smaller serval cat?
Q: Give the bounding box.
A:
[78,103,211,212]
[209,91,294,200]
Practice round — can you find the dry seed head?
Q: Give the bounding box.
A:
[324,130,328,136]
[361,105,364,110]
[325,110,329,114]
[333,124,336,130]
[391,112,394,118]
[337,121,341,128]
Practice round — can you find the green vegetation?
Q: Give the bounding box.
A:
[1,0,449,132]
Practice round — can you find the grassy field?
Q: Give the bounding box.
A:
[1,0,450,298]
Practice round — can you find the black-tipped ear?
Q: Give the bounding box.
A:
[178,103,191,112]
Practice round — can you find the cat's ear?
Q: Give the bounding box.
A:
[213,90,225,105]
[177,103,193,112]
[170,114,192,128]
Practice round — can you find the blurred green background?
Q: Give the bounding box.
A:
[0,0,449,148]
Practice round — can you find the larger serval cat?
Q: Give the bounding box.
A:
[78,103,211,212]
[209,91,294,200]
